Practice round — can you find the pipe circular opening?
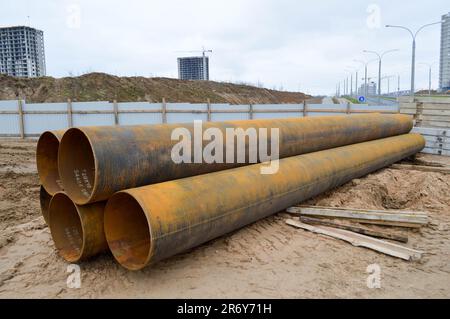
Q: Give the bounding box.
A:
[48,192,84,262]
[104,192,151,270]
[58,128,96,204]
[36,132,63,195]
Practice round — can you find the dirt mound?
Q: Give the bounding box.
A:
[0,73,312,104]
[305,165,450,213]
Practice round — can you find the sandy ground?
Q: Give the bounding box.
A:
[0,138,449,299]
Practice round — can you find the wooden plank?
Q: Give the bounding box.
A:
[414,97,450,104]
[17,100,25,139]
[286,219,423,261]
[286,206,428,228]
[412,127,450,135]
[421,103,450,110]
[421,109,450,116]
[419,121,450,128]
[298,216,408,243]
[422,147,450,156]
[390,164,450,174]
[418,115,450,122]
[294,205,428,217]
[67,99,73,128]
[0,111,19,115]
[399,108,418,115]
[113,100,119,125]
[161,98,167,123]
[399,102,418,108]
[206,98,211,122]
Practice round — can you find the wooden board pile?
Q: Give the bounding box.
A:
[284,205,428,261]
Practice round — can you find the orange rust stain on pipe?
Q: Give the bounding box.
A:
[104,133,425,270]
[58,114,413,204]
[48,192,108,263]
[36,130,65,195]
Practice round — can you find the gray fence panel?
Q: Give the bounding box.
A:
[252,104,303,119]
[0,100,20,135]
[118,102,162,125]
[309,103,346,110]
[167,103,207,123]
[0,100,18,111]
[253,113,303,119]
[211,104,249,122]
[24,102,68,134]
[252,104,303,110]
[0,114,20,135]
[308,112,346,117]
[352,104,399,112]
[72,102,115,126]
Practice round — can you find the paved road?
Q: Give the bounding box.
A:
[365,96,399,107]
[337,98,350,105]
[321,97,334,104]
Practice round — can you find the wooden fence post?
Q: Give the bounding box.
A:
[207,98,211,122]
[249,104,254,120]
[113,100,119,125]
[303,100,307,117]
[162,98,167,124]
[67,99,73,128]
[18,99,25,139]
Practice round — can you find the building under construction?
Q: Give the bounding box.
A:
[178,56,209,80]
[0,26,46,78]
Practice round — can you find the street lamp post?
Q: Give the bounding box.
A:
[363,49,399,97]
[354,59,377,98]
[346,66,359,97]
[418,62,436,95]
[351,74,353,96]
[386,21,443,96]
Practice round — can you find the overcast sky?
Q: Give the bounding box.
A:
[1,0,449,95]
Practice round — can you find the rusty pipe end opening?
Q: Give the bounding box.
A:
[36,131,63,195]
[104,192,152,271]
[58,128,96,205]
[48,192,86,263]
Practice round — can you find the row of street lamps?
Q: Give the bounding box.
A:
[337,21,443,98]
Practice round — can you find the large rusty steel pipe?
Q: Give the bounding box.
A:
[48,192,107,263]
[36,130,65,195]
[59,114,413,204]
[39,185,52,225]
[104,133,425,270]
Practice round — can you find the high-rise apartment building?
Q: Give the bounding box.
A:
[439,12,450,91]
[0,26,46,78]
[178,56,209,80]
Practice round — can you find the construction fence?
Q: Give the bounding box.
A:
[0,99,398,138]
